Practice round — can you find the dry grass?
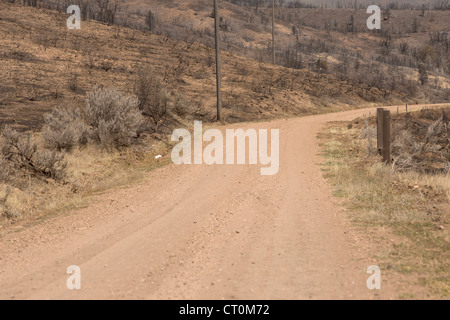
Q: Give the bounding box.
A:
[0,140,170,226]
[319,121,450,298]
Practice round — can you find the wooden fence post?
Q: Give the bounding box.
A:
[382,109,391,164]
[377,108,384,154]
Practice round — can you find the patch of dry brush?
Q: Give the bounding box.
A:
[392,112,449,173]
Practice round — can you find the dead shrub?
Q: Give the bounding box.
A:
[0,155,12,184]
[251,80,265,94]
[68,74,78,92]
[84,51,96,69]
[219,17,231,32]
[392,129,419,171]
[134,68,169,129]
[32,149,68,181]
[316,59,328,73]
[0,186,20,221]
[85,86,143,150]
[1,126,67,181]
[172,92,197,117]
[424,116,446,148]
[254,49,268,64]
[391,117,448,172]
[99,59,114,72]
[398,41,409,54]
[43,106,89,151]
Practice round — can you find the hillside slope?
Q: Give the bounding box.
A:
[118,0,450,103]
[0,1,405,132]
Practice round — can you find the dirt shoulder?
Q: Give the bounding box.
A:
[319,106,449,299]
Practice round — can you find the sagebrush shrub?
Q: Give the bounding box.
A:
[32,149,68,181]
[0,155,12,184]
[1,126,67,181]
[391,116,447,172]
[361,121,377,155]
[361,121,376,139]
[392,129,418,171]
[172,92,197,117]
[43,106,89,151]
[85,86,143,150]
[134,68,169,128]
[425,116,446,145]
[0,186,19,221]
[2,126,37,167]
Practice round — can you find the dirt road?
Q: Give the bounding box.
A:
[0,105,436,300]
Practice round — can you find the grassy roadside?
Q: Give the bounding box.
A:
[0,140,171,231]
[319,119,450,299]
[0,115,264,231]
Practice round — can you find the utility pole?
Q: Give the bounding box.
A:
[214,0,222,121]
[272,0,275,64]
